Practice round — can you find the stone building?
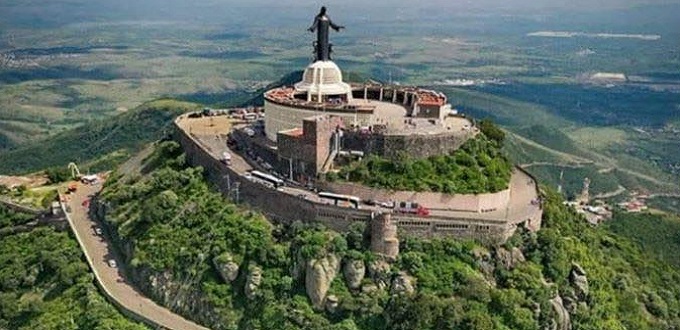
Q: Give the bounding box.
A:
[277,115,344,177]
[370,213,399,260]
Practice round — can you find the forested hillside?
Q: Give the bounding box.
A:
[0,99,200,175]
[0,206,147,330]
[96,142,680,330]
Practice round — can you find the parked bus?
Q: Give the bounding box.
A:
[250,170,285,188]
[318,192,361,209]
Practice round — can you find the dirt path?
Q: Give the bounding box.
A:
[593,185,627,199]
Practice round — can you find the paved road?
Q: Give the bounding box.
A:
[62,182,209,330]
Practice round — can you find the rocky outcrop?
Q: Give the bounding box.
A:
[367,259,391,289]
[473,247,495,280]
[245,264,262,300]
[305,254,340,310]
[212,253,240,283]
[550,295,572,330]
[570,263,589,300]
[343,259,366,290]
[390,271,415,295]
[496,247,526,270]
[361,283,379,294]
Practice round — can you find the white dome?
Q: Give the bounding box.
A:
[294,60,352,97]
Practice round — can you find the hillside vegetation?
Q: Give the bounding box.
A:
[336,133,512,194]
[604,212,680,268]
[0,99,200,175]
[0,206,147,330]
[97,142,680,329]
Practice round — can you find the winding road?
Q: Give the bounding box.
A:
[61,182,209,330]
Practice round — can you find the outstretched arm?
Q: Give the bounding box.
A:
[329,20,344,31]
[308,17,319,32]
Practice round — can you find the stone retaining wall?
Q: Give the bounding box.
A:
[316,181,510,213]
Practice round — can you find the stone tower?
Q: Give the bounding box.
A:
[370,212,399,260]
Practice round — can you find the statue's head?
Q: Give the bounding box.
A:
[320,6,327,15]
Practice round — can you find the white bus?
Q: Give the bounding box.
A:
[318,192,361,209]
[251,170,285,188]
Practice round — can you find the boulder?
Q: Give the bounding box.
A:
[550,295,572,330]
[570,263,589,300]
[473,247,495,280]
[212,253,240,283]
[361,283,379,294]
[325,294,339,313]
[245,264,262,300]
[496,247,526,270]
[305,254,340,310]
[343,259,366,290]
[367,259,391,289]
[390,271,415,295]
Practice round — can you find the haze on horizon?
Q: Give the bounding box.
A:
[2,0,680,29]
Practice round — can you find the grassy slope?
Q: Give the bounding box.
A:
[0,99,200,175]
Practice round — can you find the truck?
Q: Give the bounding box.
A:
[220,152,232,165]
[395,201,430,217]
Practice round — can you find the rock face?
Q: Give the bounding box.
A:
[343,259,366,290]
[390,271,415,295]
[496,247,526,270]
[245,264,262,300]
[212,253,240,283]
[367,260,391,289]
[550,295,572,330]
[305,254,340,310]
[570,263,589,300]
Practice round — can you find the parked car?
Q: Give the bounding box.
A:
[94,227,103,235]
[107,259,117,268]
